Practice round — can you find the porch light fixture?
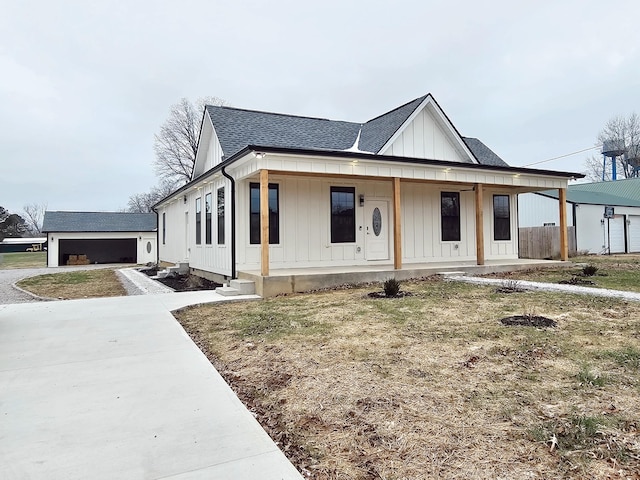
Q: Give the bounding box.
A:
[443,168,451,173]
[255,152,265,159]
[359,194,365,206]
[513,173,521,178]
[183,195,187,204]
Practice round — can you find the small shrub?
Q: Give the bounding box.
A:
[383,278,401,297]
[582,264,599,276]
[495,279,523,293]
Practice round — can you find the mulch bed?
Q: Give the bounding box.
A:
[157,275,221,292]
[139,266,220,292]
[500,315,557,328]
[367,291,414,299]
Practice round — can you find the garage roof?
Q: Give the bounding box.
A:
[536,178,640,207]
[42,212,157,233]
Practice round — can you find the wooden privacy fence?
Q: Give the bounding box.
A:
[519,226,576,259]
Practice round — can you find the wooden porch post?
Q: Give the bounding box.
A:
[260,169,270,276]
[475,183,485,266]
[559,187,568,261]
[393,177,402,269]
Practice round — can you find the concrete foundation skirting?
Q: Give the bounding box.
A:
[239,261,567,297]
[190,267,230,285]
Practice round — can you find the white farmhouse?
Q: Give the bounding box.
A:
[155,94,581,296]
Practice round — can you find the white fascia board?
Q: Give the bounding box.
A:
[378,94,478,164]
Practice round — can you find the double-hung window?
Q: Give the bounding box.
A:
[441,192,460,242]
[249,183,279,244]
[217,187,225,245]
[195,197,202,245]
[205,193,212,244]
[493,195,511,241]
[330,186,356,243]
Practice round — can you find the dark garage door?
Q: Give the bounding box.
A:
[58,238,137,265]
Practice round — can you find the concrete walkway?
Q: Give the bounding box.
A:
[447,274,640,302]
[0,291,303,479]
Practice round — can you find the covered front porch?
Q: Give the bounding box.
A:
[239,258,568,297]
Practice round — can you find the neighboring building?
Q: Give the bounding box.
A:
[519,178,640,254]
[155,93,581,296]
[0,237,47,253]
[42,211,157,267]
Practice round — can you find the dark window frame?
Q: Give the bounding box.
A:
[205,193,212,244]
[217,187,225,245]
[195,197,202,245]
[493,194,511,241]
[441,192,461,242]
[249,183,279,245]
[330,186,356,243]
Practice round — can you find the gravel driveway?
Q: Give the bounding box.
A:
[0,265,124,305]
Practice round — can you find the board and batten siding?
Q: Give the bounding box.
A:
[187,178,232,276]
[234,176,520,271]
[236,176,389,270]
[379,107,470,162]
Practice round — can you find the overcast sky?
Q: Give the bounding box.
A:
[2,0,639,216]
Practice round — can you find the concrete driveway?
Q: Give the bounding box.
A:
[0,292,302,479]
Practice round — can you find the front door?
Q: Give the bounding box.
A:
[365,200,389,260]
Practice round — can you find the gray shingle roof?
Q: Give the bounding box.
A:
[205,95,509,167]
[359,95,427,153]
[462,137,509,167]
[207,107,361,159]
[42,212,157,233]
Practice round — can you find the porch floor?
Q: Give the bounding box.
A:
[238,258,570,297]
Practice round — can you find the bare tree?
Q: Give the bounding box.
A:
[153,96,229,185]
[127,180,180,213]
[593,113,640,180]
[0,207,28,240]
[23,203,47,235]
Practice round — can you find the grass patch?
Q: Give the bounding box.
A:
[176,277,640,479]
[600,346,640,370]
[486,254,640,292]
[16,268,126,299]
[0,251,46,269]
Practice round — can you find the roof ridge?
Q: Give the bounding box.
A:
[206,104,358,125]
[364,94,429,124]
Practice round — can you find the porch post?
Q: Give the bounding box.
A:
[559,187,568,261]
[475,183,485,266]
[260,169,270,276]
[393,177,402,269]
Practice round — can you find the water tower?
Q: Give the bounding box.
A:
[602,139,626,181]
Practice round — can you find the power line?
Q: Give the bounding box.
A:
[522,145,602,167]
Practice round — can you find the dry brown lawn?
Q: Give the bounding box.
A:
[17,268,126,299]
[177,278,640,480]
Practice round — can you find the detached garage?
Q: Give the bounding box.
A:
[519,178,640,254]
[42,211,157,267]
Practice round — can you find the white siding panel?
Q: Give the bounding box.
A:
[518,193,573,228]
[386,109,468,162]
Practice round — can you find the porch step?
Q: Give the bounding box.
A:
[215,286,240,296]
[230,279,255,295]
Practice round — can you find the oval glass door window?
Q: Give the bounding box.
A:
[372,207,382,236]
[146,241,152,253]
